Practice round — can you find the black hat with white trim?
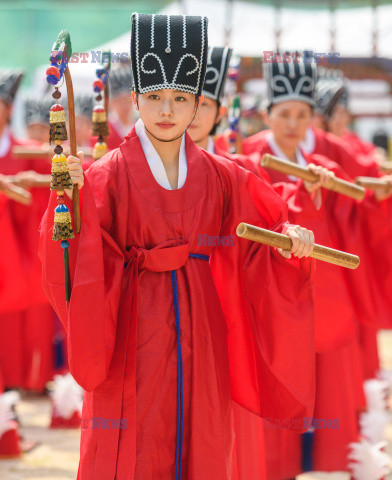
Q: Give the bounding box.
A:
[109,66,133,97]
[315,68,348,117]
[130,13,208,96]
[24,96,52,126]
[203,46,232,103]
[0,69,25,106]
[75,94,94,120]
[264,59,317,108]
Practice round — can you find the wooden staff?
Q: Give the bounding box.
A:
[236,223,360,270]
[261,154,365,201]
[12,145,93,160]
[64,65,80,233]
[0,180,32,205]
[379,160,392,174]
[6,174,51,188]
[64,66,81,234]
[355,176,392,195]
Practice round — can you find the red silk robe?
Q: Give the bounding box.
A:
[40,129,315,479]
[341,129,380,177]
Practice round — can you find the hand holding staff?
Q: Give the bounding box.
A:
[355,176,392,199]
[0,176,32,205]
[236,223,360,270]
[261,154,365,201]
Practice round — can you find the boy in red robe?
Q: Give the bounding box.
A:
[309,72,391,380]
[0,71,57,391]
[40,15,317,479]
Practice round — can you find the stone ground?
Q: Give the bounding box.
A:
[1,331,392,479]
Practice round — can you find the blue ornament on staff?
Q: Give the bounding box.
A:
[92,51,111,161]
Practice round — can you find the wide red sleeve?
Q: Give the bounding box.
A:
[274,180,358,353]
[39,151,125,391]
[210,159,315,432]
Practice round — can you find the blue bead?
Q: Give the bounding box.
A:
[46,75,59,86]
[60,240,69,249]
[55,204,69,213]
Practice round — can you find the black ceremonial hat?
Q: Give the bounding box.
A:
[109,65,133,97]
[315,68,348,117]
[130,13,208,96]
[0,69,25,106]
[203,46,232,102]
[75,94,94,119]
[24,96,52,126]
[264,59,317,108]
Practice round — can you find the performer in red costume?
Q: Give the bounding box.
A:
[226,58,390,476]
[40,16,317,479]
[310,72,391,380]
[0,70,59,391]
[310,69,381,178]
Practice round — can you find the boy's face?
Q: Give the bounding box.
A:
[26,123,50,144]
[263,101,313,150]
[132,89,201,141]
[75,116,92,147]
[110,93,134,123]
[188,96,226,144]
[328,104,350,137]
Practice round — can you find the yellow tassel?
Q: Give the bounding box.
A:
[93,141,107,160]
[51,154,73,191]
[52,204,75,241]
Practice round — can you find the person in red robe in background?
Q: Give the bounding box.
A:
[40,15,317,479]
[24,96,51,144]
[74,95,94,149]
[0,69,34,389]
[105,65,136,150]
[309,68,382,179]
[0,71,61,391]
[230,58,392,476]
[189,45,269,480]
[23,95,68,383]
[0,180,31,394]
[244,66,392,381]
[309,72,392,381]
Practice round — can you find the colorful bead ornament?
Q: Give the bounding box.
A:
[92,51,111,161]
[45,29,77,301]
[49,104,68,143]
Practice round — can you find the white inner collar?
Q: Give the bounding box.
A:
[267,131,307,181]
[206,136,215,154]
[300,127,316,155]
[0,127,11,158]
[135,118,187,190]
